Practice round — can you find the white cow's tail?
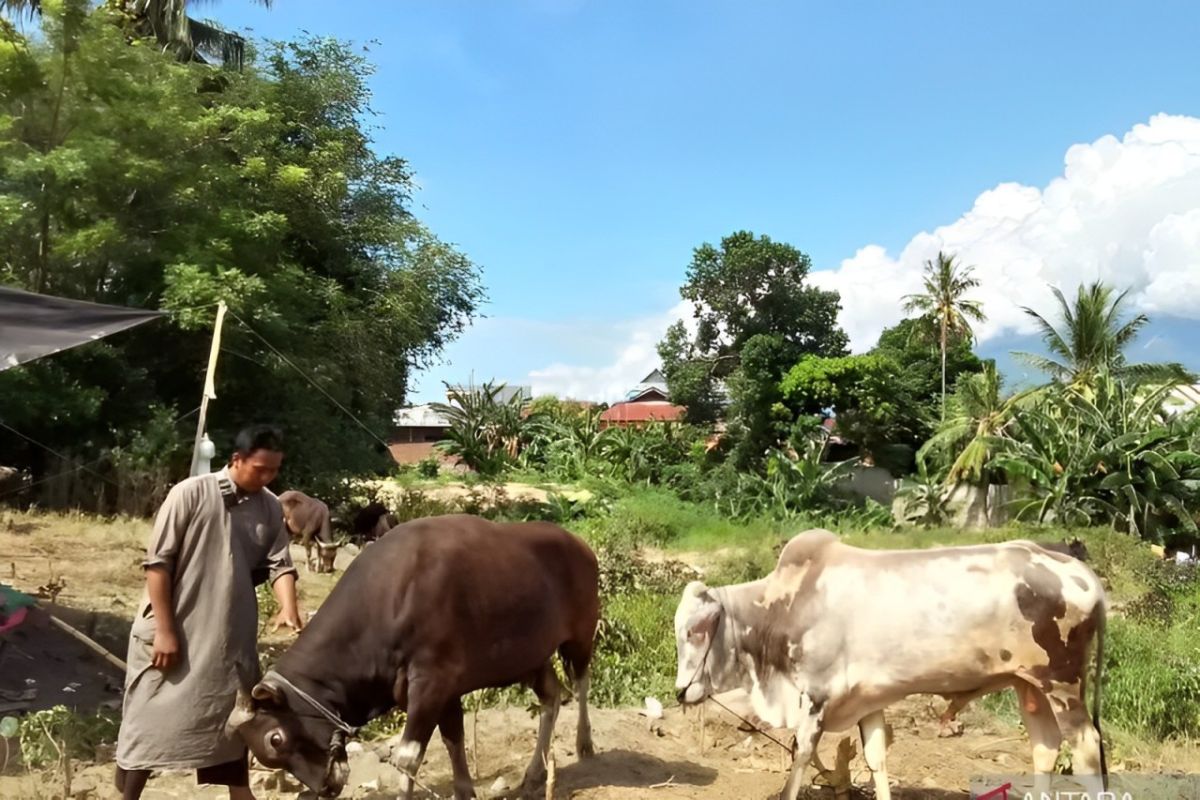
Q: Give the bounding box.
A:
[1091,605,1108,787]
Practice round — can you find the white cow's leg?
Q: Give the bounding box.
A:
[522,661,561,789]
[1049,688,1104,797]
[1017,683,1061,799]
[574,669,595,758]
[859,710,891,800]
[779,695,823,800]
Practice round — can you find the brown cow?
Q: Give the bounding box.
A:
[225,514,599,799]
[278,490,339,573]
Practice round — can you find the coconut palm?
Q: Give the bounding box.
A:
[918,362,1035,485]
[902,252,988,419]
[1014,281,1192,390]
[1,0,269,67]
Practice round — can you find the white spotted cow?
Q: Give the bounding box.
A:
[674,529,1107,800]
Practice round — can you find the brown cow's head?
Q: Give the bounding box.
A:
[674,581,724,705]
[225,682,349,797]
[316,541,340,573]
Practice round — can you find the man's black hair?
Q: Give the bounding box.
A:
[232,424,284,457]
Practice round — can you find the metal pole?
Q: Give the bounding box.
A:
[190,301,227,476]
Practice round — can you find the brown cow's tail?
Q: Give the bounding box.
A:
[1092,603,1108,788]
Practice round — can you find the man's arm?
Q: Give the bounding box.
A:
[145,566,180,671]
[142,481,194,672]
[263,503,303,633]
[270,572,303,633]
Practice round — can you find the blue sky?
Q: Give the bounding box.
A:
[218,0,1200,402]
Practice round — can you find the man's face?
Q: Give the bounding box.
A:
[229,449,283,493]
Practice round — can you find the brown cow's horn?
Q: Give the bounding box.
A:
[223,688,256,736]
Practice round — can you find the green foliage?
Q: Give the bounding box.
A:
[432,382,529,477]
[779,352,914,458]
[901,251,987,416]
[657,230,848,463]
[0,8,482,508]
[17,705,120,768]
[1015,281,1193,390]
[994,376,1200,541]
[896,459,951,527]
[415,456,439,480]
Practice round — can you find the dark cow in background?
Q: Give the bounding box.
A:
[279,490,339,573]
[674,529,1107,800]
[226,514,599,799]
[351,500,397,543]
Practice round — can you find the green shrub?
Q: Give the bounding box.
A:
[17,706,120,768]
[1102,615,1200,740]
[589,592,679,707]
[416,457,440,479]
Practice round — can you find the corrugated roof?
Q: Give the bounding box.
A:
[393,404,450,427]
[599,400,686,424]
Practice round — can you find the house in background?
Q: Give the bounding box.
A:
[388,404,452,465]
[601,369,687,428]
[388,381,533,466]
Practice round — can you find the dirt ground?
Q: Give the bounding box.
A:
[3,509,1198,800]
[0,695,1042,799]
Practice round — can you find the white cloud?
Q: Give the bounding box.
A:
[524,301,692,401]
[500,113,1200,401]
[813,113,1200,351]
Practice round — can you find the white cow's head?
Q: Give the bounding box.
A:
[674,580,724,705]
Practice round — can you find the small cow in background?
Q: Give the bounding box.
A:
[278,490,339,573]
[352,500,398,543]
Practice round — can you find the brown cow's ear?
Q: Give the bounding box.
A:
[251,681,285,706]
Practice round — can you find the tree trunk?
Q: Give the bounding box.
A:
[940,315,948,421]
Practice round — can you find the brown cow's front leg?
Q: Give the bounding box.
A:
[389,699,438,800]
[439,698,476,799]
[521,661,561,792]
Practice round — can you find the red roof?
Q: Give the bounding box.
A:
[599,400,686,426]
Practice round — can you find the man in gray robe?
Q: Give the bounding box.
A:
[115,424,304,800]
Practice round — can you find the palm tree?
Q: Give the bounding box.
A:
[1,0,269,67]
[903,252,987,419]
[918,362,1035,484]
[1015,281,1191,390]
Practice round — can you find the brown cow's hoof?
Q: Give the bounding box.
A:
[577,739,595,758]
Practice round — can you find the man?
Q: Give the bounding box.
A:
[115,424,304,800]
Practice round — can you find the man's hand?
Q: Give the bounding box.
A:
[152,626,181,672]
[271,609,304,634]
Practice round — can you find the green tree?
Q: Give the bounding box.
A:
[902,252,987,419]
[779,352,911,462]
[2,0,268,67]
[1015,281,1192,390]
[659,231,848,466]
[0,7,482,508]
[917,362,1031,486]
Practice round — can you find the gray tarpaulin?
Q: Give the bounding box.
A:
[0,286,164,371]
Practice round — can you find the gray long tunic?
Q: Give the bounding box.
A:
[116,467,297,771]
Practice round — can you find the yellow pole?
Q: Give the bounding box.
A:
[190,301,227,476]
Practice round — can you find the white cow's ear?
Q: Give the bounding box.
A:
[688,604,721,638]
[683,580,709,599]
